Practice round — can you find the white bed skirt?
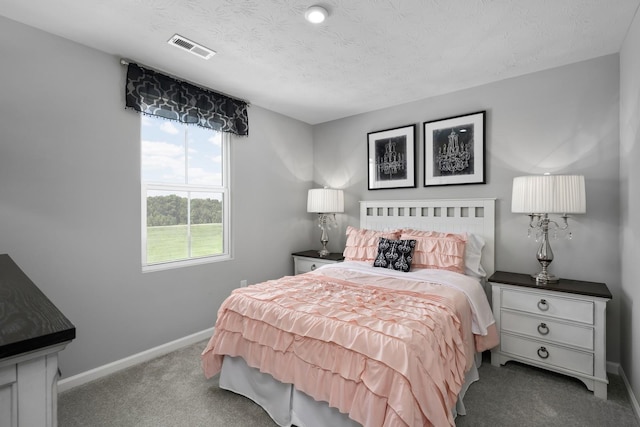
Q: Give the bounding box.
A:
[218,354,481,427]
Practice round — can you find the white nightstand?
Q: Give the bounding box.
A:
[292,250,344,275]
[489,271,612,399]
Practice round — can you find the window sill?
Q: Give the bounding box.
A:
[142,254,231,273]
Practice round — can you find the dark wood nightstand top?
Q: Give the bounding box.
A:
[488,270,612,300]
[292,250,345,262]
[0,254,76,360]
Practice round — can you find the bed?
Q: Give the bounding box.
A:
[202,198,498,427]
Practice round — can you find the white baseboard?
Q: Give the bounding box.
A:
[58,327,214,393]
[606,362,640,422]
[618,364,640,422]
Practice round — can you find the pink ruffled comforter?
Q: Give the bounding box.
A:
[201,270,482,427]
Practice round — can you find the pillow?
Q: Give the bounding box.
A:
[343,226,401,262]
[400,229,466,274]
[463,232,487,278]
[373,238,416,272]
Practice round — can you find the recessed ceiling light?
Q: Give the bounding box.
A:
[305,6,328,24]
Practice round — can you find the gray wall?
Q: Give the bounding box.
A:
[313,55,622,364]
[0,16,315,378]
[0,13,635,406]
[620,8,640,410]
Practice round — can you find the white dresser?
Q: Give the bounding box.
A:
[489,271,611,399]
[0,254,75,427]
[292,250,344,275]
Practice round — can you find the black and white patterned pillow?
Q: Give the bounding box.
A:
[373,238,416,272]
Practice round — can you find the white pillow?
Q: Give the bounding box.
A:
[464,233,486,278]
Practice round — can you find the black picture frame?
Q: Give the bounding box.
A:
[367,124,416,190]
[423,111,486,187]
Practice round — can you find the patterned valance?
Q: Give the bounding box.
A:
[125,63,249,136]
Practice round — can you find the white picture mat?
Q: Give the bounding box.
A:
[367,124,416,189]
[423,112,485,186]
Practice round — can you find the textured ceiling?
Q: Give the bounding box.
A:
[1,0,638,124]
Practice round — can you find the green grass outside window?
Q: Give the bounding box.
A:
[147,223,223,264]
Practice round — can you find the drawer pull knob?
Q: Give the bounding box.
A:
[537,323,550,335]
[537,346,549,359]
[537,299,549,311]
[310,264,316,271]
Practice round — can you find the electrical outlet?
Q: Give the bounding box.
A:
[240,280,248,287]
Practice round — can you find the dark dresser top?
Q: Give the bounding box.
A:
[292,250,345,261]
[0,254,76,359]
[488,270,612,300]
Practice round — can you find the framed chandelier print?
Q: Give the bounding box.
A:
[423,111,486,187]
[367,124,416,190]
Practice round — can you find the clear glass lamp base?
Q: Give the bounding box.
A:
[318,222,330,257]
[318,241,329,257]
[534,229,559,284]
[533,260,559,284]
[533,271,559,284]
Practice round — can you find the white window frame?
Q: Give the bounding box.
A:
[141,131,231,272]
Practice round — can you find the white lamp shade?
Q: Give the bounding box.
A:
[307,188,344,213]
[511,175,586,214]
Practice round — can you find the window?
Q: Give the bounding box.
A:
[141,116,230,271]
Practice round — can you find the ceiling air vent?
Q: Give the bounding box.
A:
[168,34,216,60]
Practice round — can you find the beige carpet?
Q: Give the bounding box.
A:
[59,342,277,427]
[59,341,639,427]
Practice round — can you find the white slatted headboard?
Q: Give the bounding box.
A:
[360,198,496,277]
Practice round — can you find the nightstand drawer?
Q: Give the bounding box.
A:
[501,311,594,351]
[501,334,594,375]
[292,251,344,275]
[295,258,324,274]
[502,289,594,324]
